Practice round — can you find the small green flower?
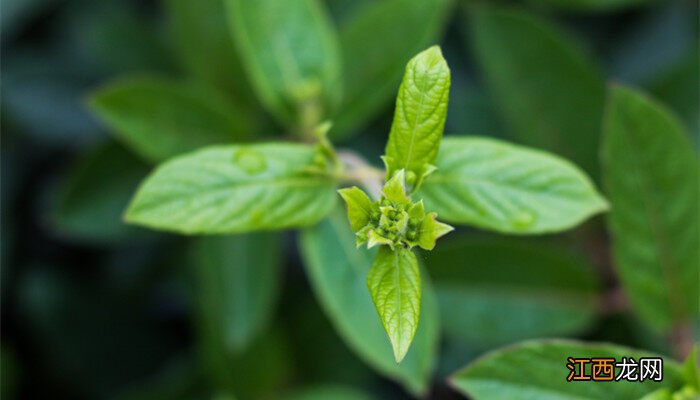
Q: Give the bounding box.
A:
[338,169,453,250]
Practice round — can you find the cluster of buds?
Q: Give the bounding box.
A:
[338,170,453,250]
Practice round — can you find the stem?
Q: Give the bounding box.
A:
[337,150,385,198]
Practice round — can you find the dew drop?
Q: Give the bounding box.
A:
[234,148,267,175]
[513,211,536,228]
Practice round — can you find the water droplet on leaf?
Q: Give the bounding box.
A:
[234,148,267,175]
[513,211,536,228]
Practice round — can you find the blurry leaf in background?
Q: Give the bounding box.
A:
[112,355,202,400]
[647,50,699,141]
[193,233,282,355]
[449,340,686,400]
[285,384,376,400]
[18,267,180,398]
[524,0,647,12]
[427,238,600,350]
[300,207,439,396]
[226,0,341,128]
[602,86,699,332]
[419,137,608,234]
[444,73,503,139]
[164,0,253,101]
[49,140,151,243]
[333,0,453,139]
[467,5,605,178]
[607,2,696,86]
[1,346,19,400]
[1,0,60,38]
[125,144,338,234]
[89,77,255,162]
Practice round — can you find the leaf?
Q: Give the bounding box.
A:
[89,77,254,162]
[226,0,341,128]
[384,46,450,181]
[367,246,421,363]
[467,6,605,178]
[299,207,439,395]
[682,346,700,391]
[126,143,337,234]
[338,186,373,231]
[428,238,600,350]
[419,136,608,234]
[193,233,281,354]
[164,0,253,98]
[449,339,685,400]
[602,85,699,331]
[50,140,150,243]
[285,385,376,400]
[524,0,647,12]
[333,0,453,138]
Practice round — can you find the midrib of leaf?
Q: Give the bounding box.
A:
[616,117,685,323]
[402,77,430,171]
[393,250,404,349]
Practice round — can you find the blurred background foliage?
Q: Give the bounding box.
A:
[1,0,698,398]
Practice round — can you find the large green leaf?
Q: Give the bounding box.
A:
[384,46,450,182]
[367,246,421,363]
[50,140,150,243]
[468,6,605,178]
[126,143,337,234]
[428,238,600,350]
[602,85,699,331]
[164,0,252,98]
[299,207,439,395]
[193,233,281,354]
[450,340,685,400]
[333,0,453,138]
[419,137,608,234]
[89,77,254,162]
[226,0,341,128]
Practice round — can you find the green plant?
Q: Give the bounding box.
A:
[117,44,607,363]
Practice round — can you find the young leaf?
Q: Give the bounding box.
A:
[226,0,341,128]
[384,46,450,183]
[89,77,254,162]
[337,186,373,231]
[602,85,699,331]
[299,207,439,395]
[449,340,685,400]
[468,6,605,178]
[193,233,281,354]
[682,346,700,391]
[428,238,600,349]
[50,140,150,243]
[419,136,608,234]
[126,143,337,234]
[367,246,421,363]
[333,0,453,138]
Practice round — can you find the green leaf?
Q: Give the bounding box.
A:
[682,346,700,391]
[338,186,373,231]
[226,0,341,128]
[468,6,605,178]
[524,0,648,12]
[50,141,150,243]
[384,46,450,182]
[367,246,421,363]
[299,207,439,395]
[89,77,254,162]
[333,0,453,138]
[193,233,281,354]
[428,238,600,349]
[164,0,253,98]
[285,385,376,400]
[449,340,685,400]
[126,143,337,234]
[602,85,699,331]
[419,136,608,234]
